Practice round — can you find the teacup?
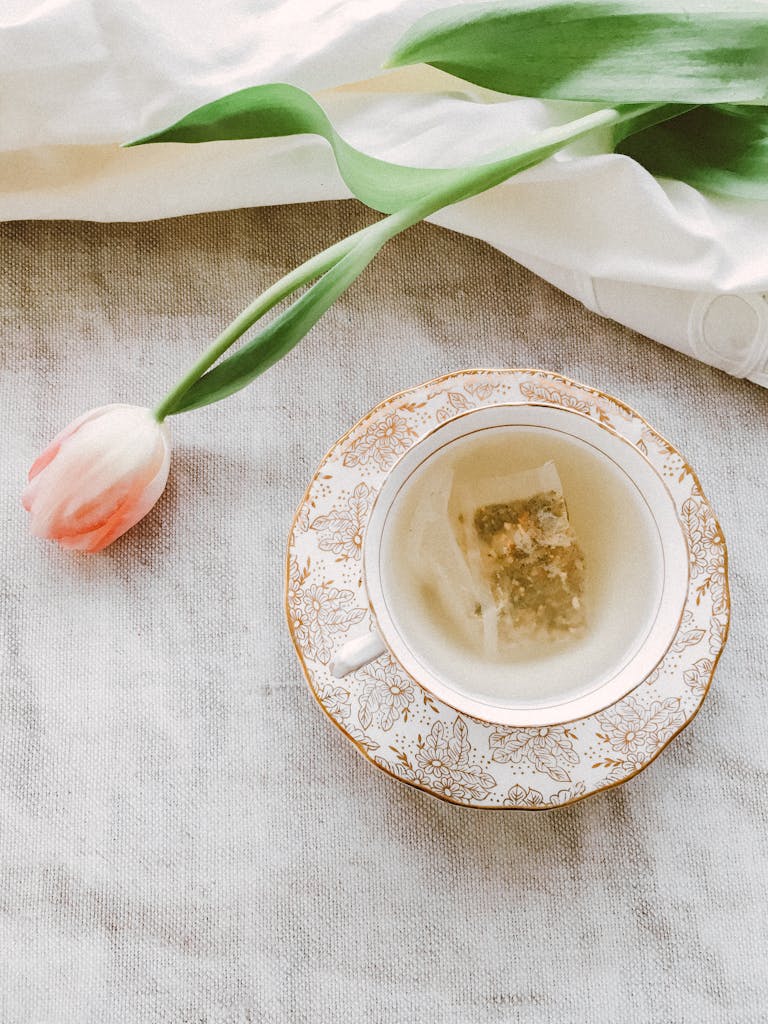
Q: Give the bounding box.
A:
[330,402,688,727]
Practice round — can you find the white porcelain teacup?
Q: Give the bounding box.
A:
[330,403,689,727]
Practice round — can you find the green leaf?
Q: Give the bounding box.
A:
[167,233,386,413]
[388,1,768,104]
[128,79,669,224]
[126,83,464,214]
[164,103,645,413]
[617,104,768,199]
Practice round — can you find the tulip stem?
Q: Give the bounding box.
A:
[152,225,375,421]
[155,102,660,417]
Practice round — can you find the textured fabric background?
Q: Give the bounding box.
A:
[1,202,766,1023]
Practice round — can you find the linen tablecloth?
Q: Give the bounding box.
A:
[1,202,766,1023]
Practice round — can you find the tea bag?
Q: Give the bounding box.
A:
[452,461,586,650]
[406,465,498,654]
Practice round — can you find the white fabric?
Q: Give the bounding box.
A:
[2,0,768,384]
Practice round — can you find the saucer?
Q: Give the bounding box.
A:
[285,369,730,809]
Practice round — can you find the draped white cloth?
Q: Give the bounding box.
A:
[3,0,767,385]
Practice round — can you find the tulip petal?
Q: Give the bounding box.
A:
[27,405,112,483]
[58,437,171,551]
[23,405,172,552]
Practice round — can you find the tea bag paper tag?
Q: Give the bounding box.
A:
[406,464,497,652]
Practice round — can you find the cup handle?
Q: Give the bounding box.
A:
[330,629,387,678]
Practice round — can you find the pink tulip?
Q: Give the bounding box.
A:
[22,404,171,552]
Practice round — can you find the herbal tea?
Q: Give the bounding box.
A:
[379,425,663,707]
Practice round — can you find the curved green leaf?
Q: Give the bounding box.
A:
[126,83,464,214]
[164,103,647,413]
[127,80,685,224]
[388,1,768,104]
[617,104,768,199]
[168,234,387,413]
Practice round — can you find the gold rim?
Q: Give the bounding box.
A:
[284,368,731,811]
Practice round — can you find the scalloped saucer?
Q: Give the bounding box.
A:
[285,370,729,809]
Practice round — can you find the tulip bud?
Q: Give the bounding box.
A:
[22,404,171,552]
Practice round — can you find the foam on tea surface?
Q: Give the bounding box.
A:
[379,426,663,708]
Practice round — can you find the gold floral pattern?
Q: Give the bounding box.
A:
[708,616,728,657]
[549,781,588,805]
[519,377,633,428]
[520,380,596,419]
[637,426,676,457]
[317,684,352,722]
[287,560,366,665]
[354,657,415,730]
[295,503,311,532]
[671,628,707,654]
[464,380,504,402]
[435,389,474,422]
[287,554,308,602]
[683,658,714,699]
[310,482,372,561]
[596,696,686,759]
[374,720,497,801]
[412,718,497,800]
[503,784,546,808]
[346,726,380,755]
[603,757,647,784]
[502,780,588,808]
[643,666,662,687]
[430,380,508,421]
[286,369,729,809]
[682,495,728,614]
[489,725,579,783]
[343,412,416,471]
